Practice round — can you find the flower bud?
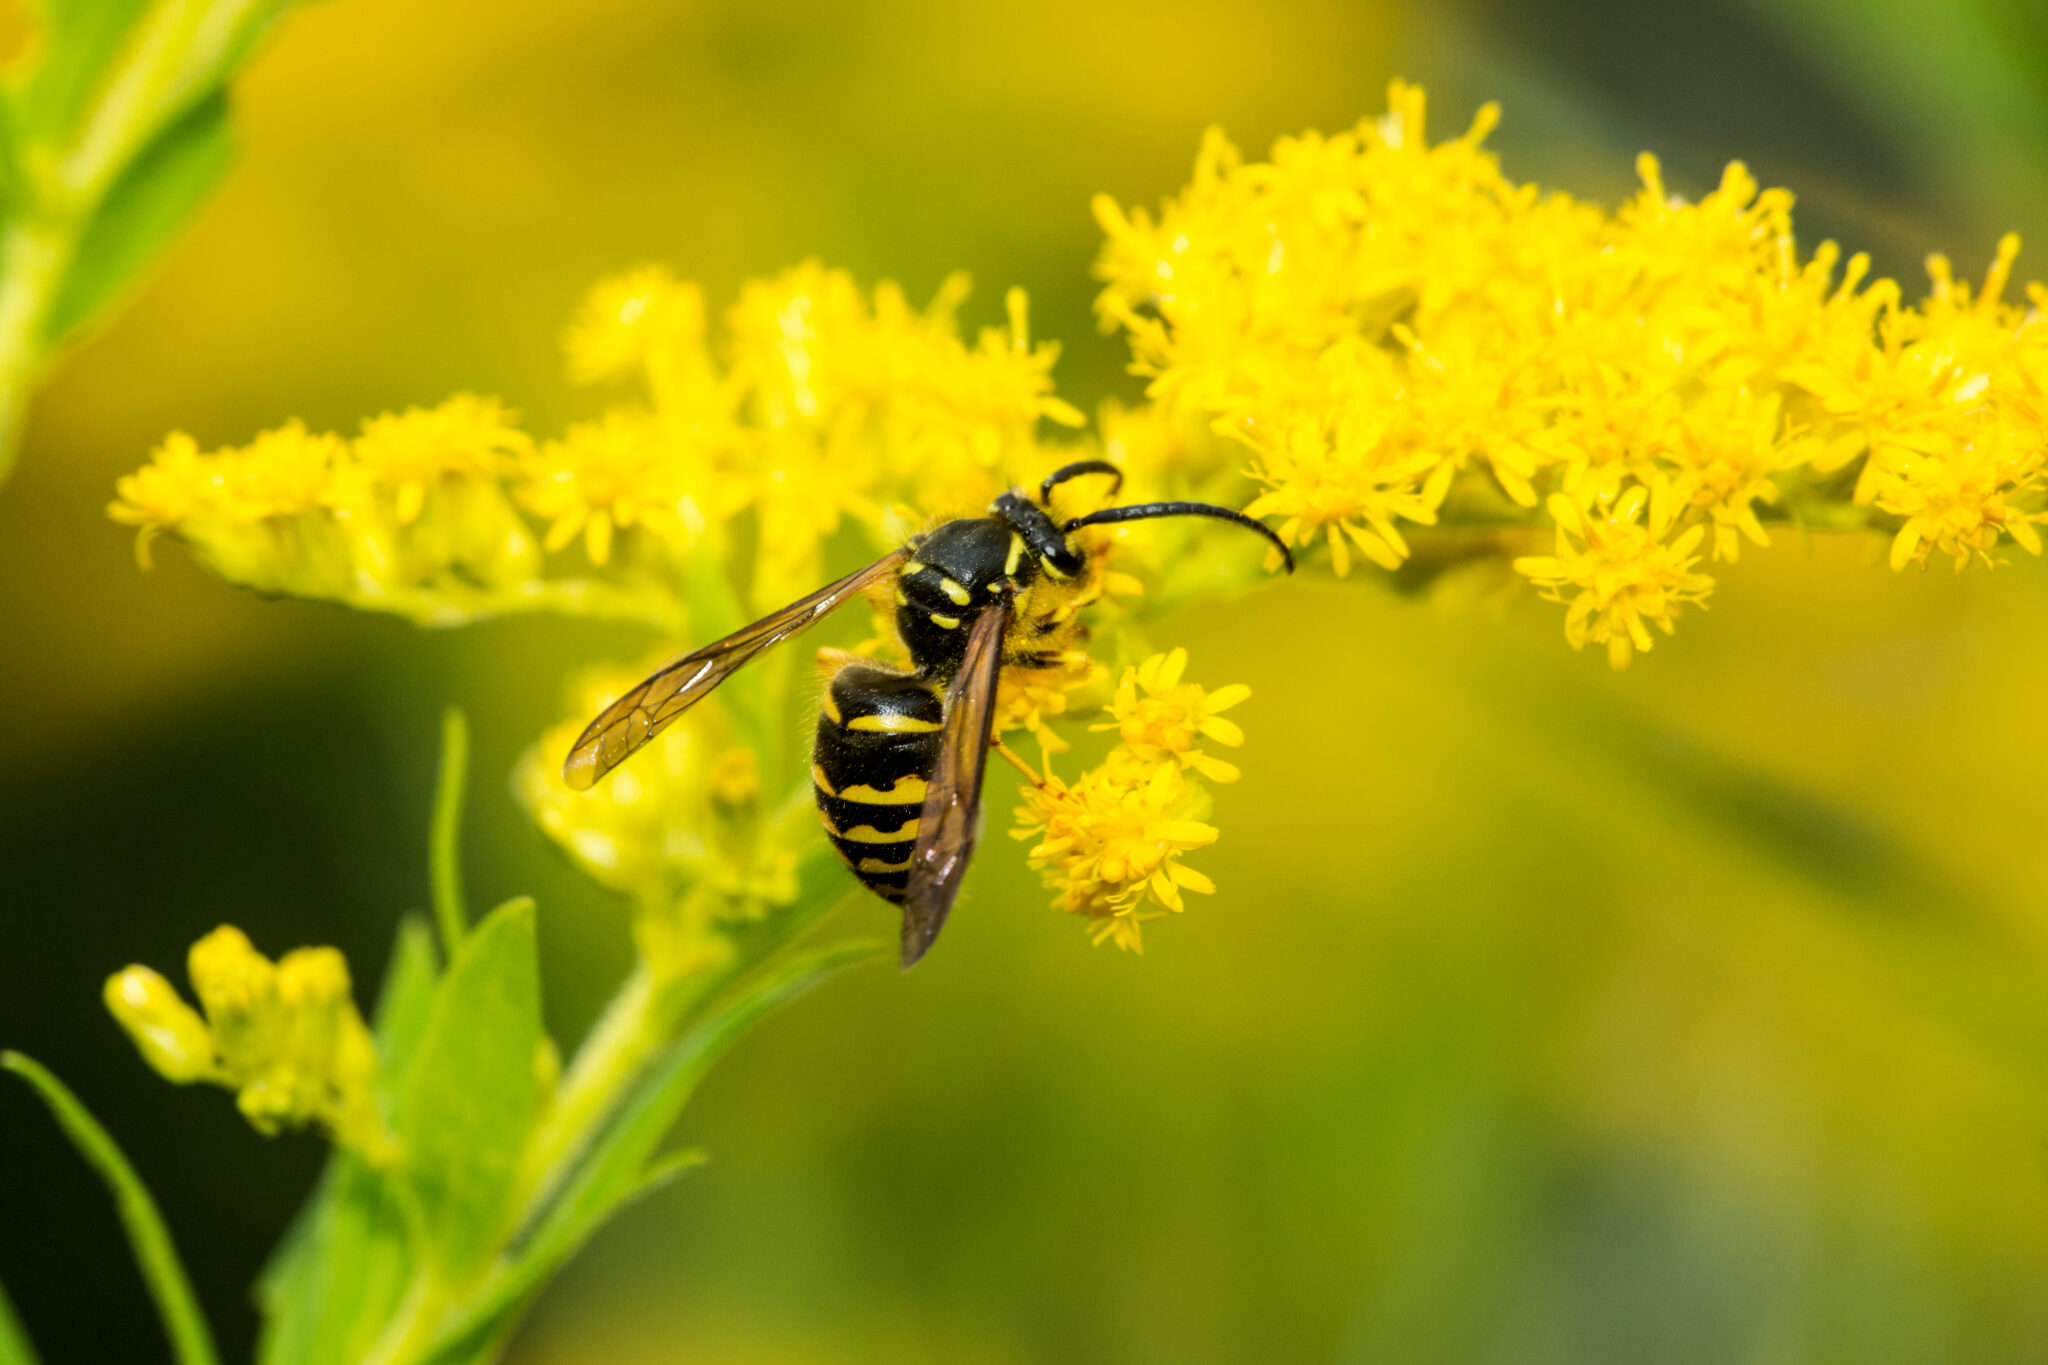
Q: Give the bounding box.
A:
[103,967,217,1084]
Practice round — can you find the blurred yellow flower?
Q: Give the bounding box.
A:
[232,421,345,520]
[515,664,799,977]
[517,410,709,567]
[350,393,532,525]
[563,265,708,388]
[120,258,1096,625]
[105,927,390,1160]
[108,431,215,566]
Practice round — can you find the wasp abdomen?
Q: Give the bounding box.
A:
[812,662,944,903]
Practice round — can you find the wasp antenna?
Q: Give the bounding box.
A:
[1063,500,1295,573]
[1038,459,1123,506]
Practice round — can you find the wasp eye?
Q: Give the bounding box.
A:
[1049,542,1086,576]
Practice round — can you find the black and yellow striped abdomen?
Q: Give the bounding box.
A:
[812,662,944,903]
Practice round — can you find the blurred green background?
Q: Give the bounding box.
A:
[9,0,2048,1360]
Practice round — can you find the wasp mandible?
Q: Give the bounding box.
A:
[562,460,1292,967]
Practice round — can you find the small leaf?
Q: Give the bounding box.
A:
[397,897,542,1282]
[254,1159,418,1365]
[0,1051,221,1365]
[634,1145,710,1196]
[43,87,234,349]
[419,940,882,1361]
[0,1273,42,1365]
[369,915,445,1107]
[255,917,439,1365]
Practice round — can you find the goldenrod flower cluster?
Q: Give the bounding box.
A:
[1094,81,2048,664]
[1011,649,1248,951]
[515,663,799,976]
[110,263,1085,628]
[109,399,542,621]
[130,74,2048,952]
[104,926,391,1158]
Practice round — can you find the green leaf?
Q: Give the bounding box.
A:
[255,917,440,1365]
[397,897,543,1283]
[42,86,234,349]
[0,1273,42,1365]
[369,916,445,1108]
[0,1051,221,1365]
[418,940,883,1363]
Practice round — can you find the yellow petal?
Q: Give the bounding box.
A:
[1202,684,1251,713]
[1198,715,1245,747]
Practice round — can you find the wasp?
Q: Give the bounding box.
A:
[562,460,1292,967]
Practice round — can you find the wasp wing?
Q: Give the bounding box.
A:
[563,550,908,791]
[899,598,1012,968]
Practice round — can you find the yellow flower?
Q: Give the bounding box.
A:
[227,421,346,520]
[1091,648,1248,782]
[563,265,707,388]
[106,926,390,1159]
[724,264,1081,523]
[515,666,798,975]
[349,393,532,524]
[1662,391,1812,564]
[1012,750,1219,952]
[1097,398,1203,492]
[1007,651,1249,952]
[1242,369,1457,574]
[750,423,881,576]
[1869,426,2046,571]
[901,287,1086,473]
[108,431,217,566]
[1515,488,1714,668]
[995,650,1102,755]
[1097,83,2048,659]
[517,665,713,898]
[517,410,710,566]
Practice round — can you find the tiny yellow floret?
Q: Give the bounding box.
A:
[1092,648,1249,782]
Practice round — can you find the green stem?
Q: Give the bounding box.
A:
[0,0,282,486]
[508,884,860,1247]
[509,962,680,1218]
[0,219,70,483]
[429,707,470,961]
[1,1053,221,1365]
[333,577,686,633]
